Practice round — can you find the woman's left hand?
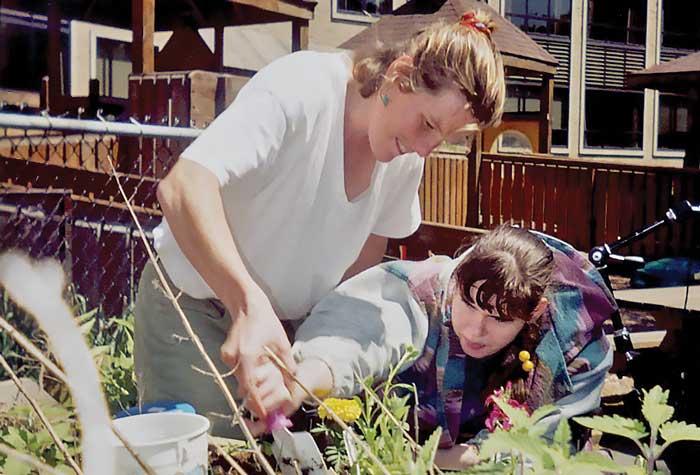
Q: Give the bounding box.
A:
[434,443,480,470]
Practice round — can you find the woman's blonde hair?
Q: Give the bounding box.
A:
[353,10,505,130]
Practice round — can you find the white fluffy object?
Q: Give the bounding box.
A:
[0,252,114,475]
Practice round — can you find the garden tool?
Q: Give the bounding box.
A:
[268,410,329,475]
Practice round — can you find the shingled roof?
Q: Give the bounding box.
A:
[339,0,557,75]
[627,51,700,90]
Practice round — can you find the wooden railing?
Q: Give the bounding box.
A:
[419,150,477,227]
[418,151,700,259]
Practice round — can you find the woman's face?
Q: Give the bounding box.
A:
[367,77,478,163]
[450,280,527,359]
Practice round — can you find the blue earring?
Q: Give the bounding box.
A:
[381,94,389,106]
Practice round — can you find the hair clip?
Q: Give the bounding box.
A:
[519,350,534,372]
[459,11,492,37]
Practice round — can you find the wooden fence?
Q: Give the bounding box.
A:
[417,151,700,259]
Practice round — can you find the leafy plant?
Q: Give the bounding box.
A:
[311,347,445,474]
[0,288,44,382]
[0,403,80,475]
[575,385,700,475]
[0,288,137,474]
[78,305,137,415]
[467,396,625,475]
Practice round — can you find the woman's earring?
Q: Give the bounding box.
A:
[381,94,389,106]
[519,350,534,373]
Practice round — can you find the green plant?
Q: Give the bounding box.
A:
[575,385,700,475]
[474,397,625,474]
[77,304,137,415]
[0,288,44,382]
[0,403,80,475]
[312,347,444,474]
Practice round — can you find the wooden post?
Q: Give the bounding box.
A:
[47,0,62,113]
[214,23,225,71]
[685,87,700,168]
[539,74,554,154]
[292,20,309,52]
[465,132,482,227]
[132,0,155,74]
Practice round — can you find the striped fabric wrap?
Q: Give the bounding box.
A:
[385,231,616,447]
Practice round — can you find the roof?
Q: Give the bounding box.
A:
[339,0,557,76]
[627,51,700,90]
[7,0,316,29]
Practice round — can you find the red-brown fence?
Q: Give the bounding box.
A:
[413,151,700,260]
[477,153,700,258]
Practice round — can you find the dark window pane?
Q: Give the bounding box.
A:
[662,0,700,49]
[527,18,549,34]
[589,0,646,44]
[658,94,691,150]
[552,0,571,19]
[552,87,569,147]
[337,0,391,14]
[585,89,643,148]
[506,0,527,15]
[507,14,527,31]
[529,0,549,17]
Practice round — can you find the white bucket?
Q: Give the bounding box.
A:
[111,412,211,475]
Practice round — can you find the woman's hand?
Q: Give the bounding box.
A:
[220,290,296,419]
[434,443,480,470]
[242,358,334,436]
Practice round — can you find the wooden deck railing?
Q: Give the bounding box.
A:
[419,151,700,259]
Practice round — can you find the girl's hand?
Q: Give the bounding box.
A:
[434,444,480,470]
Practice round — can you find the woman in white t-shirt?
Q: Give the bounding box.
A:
[134,10,505,436]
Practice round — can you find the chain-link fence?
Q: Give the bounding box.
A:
[0,113,201,317]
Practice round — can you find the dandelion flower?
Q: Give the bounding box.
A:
[318,398,362,423]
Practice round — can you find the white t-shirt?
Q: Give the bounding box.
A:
[153,51,423,319]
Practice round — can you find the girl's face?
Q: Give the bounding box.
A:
[367,58,478,163]
[450,280,528,359]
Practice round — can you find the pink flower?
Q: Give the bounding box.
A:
[484,383,529,433]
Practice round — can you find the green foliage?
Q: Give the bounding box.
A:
[0,288,44,382]
[469,396,628,475]
[312,346,447,474]
[572,415,648,441]
[0,288,137,474]
[0,403,80,475]
[575,385,700,475]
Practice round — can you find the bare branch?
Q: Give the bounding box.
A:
[0,355,83,475]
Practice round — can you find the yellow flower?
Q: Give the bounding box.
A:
[317,398,362,423]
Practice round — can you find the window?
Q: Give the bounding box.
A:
[505,83,541,113]
[662,0,700,50]
[505,83,569,147]
[588,0,646,45]
[551,87,569,147]
[658,94,691,150]
[336,0,392,16]
[585,88,643,149]
[96,38,131,99]
[505,0,571,36]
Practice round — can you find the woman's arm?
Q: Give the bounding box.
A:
[157,159,295,418]
[341,234,388,282]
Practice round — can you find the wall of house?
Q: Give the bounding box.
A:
[69,20,171,97]
[495,0,698,165]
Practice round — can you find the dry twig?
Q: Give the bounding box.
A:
[0,441,66,475]
[0,314,156,475]
[207,435,249,475]
[105,155,277,475]
[0,355,83,475]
